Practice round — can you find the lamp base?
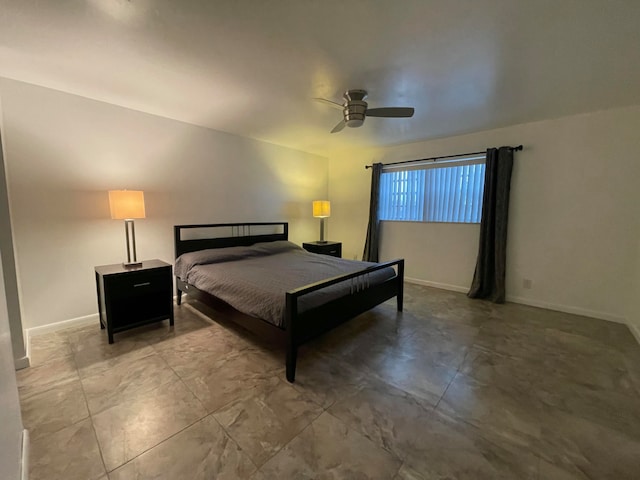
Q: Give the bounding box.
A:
[123,220,142,268]
[318,217,329,244]
[123,261,143,268]
[316,240,328,244]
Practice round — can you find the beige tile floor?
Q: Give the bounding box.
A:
[18,283,640,479]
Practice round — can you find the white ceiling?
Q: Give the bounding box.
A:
[1,0,639,156]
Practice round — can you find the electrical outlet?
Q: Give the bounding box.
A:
[522,278,532,289]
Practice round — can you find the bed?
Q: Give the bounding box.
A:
[174,222,404,382]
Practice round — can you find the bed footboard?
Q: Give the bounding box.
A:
[284,259,404,382]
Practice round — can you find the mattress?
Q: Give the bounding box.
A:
[175,241,396,327]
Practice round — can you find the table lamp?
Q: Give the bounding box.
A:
[109,190,145,267]
[312,200,331,243]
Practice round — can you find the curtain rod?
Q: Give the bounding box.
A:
[364,145,523,169]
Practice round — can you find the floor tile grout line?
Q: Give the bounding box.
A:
[105,413,212,474]
[432,398,543,466]
[431,346,542,447]
[206,412,262,474]
[433,347,470,411]
[207,374,327,471]
[154,346,213,416]
[324,407,407,464]
[249,404,327,472]
[75,345,158,382]
[433,370,458,411]
[88,419,109,479]
[166,350,286,415]
[207,383,290,471]
[325,387,413,462]
[16,364,80,401]
[71,341,110,478]
[81,358,184,417]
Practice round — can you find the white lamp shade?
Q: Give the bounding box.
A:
[109,190,146,219]
[312,200,331,218]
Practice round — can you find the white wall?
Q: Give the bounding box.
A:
[0,78,328,330]
[329,106,640,322]
[0,248,26,480]
[0,116,28,366]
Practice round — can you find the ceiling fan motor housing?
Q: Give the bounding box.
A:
[343,89,368,127]
[344,101,367,128]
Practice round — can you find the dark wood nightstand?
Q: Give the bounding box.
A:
[302,241,342,258]
[95,259,173,343]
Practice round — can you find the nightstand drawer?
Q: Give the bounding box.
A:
[107,268,170,298]
[302,241,342,258]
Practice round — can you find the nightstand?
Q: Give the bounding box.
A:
[95,259,173,343]
[302,241,342,258]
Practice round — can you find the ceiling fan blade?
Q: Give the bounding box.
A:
[330,120,346,133]
[314,98,344,110]
[366,107,415,118]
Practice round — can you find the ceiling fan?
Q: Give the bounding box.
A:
[315,89,415,133]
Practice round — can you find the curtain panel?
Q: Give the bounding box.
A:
[468,146,514,303]
[362,162,383,262]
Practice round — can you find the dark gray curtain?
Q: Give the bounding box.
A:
[468,147,514,303]
[362,162,383,262]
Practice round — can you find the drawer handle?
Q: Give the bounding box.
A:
[134,282,151,287]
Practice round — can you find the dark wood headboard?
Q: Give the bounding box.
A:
[174,222,289,258]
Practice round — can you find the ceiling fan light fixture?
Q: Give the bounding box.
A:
[346,118,364,128]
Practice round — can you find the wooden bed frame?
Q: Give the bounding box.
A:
[174,222,404,382]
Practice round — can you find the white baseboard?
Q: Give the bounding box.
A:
[14,354,30,370]
[504,294,627,324]
[405,277,469,294]
[21,429,29,480]
[14,330,32,371]
[404,276,627,325]
[26,313,98,337]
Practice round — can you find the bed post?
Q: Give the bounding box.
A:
[285,292,297,383]
[397,259,404,312]
[174,225,182,306]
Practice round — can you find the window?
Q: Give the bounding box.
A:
[379,155,485,223]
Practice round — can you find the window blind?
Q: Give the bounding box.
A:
[379,156,486,223]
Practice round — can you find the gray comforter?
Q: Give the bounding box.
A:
[175,241,396,327]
